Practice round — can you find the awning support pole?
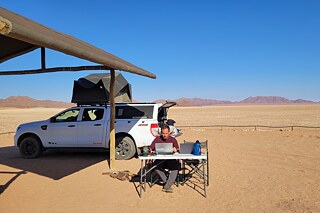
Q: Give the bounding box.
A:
[0,65,112,75]
[41,47,46,70]
[109,69,116,170]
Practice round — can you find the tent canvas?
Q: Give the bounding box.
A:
[71,73,132,105]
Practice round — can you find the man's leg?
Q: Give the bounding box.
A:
[163,169,178,190]
[155,168,167,183]
[154,160,167,183]
[163,160,180,192]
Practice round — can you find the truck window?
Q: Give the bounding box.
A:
[116,106,153,119]
[82,108,104,121]
[56,109,80,122]
[94,109,104,120]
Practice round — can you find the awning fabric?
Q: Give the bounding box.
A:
[0,7,156,79]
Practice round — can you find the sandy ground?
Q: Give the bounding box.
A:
[1,106,320,212]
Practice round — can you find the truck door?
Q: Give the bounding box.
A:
[46,108,80,147]
[77,108,106,147]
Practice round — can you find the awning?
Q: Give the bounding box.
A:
[0,7,156,79]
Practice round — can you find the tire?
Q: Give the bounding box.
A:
[115,136,136,160]
[19,136,42,159]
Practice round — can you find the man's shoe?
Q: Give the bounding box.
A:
[162,187,173,193]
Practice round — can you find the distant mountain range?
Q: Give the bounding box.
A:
[239,96,315,104]
[0,96,318,108]
[0,96,75,108]
[154,96,318,106]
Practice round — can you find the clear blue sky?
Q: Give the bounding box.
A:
[1,0,320,102]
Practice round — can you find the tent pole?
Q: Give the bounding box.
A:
[109,69,116,170]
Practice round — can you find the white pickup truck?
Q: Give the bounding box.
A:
[14,102,178,160]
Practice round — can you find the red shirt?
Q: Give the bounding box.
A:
[150,136,179,151]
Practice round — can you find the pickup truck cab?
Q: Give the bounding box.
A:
[14,102,178,160]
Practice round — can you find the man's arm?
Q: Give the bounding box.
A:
[149,137,158,151]
[172,137,179,153]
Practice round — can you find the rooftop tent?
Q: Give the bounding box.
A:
[71,73,132,105]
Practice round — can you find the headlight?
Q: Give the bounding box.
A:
[16,126,21,131]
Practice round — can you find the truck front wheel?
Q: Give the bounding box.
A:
[19,136,42,159]
[115,136,136,160]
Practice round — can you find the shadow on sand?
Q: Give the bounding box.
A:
[0,170,27,195]
[0,146,109,180]
[129,163,207,197]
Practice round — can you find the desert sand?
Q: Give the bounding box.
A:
[1,105,320,213]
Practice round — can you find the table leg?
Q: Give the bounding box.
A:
[140,159,143,197]
[144,160,146,192]
[182,160,186,185]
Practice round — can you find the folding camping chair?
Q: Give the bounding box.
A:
[182,140,209,186]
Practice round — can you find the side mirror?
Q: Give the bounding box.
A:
[50,117,56,123]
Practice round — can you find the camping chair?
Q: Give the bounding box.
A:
[182,140,209,187]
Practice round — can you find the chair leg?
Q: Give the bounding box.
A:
[203,160,206,197]
[206,155,209,186]
[175,169,182,187]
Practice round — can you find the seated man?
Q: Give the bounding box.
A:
[149,124,180,193]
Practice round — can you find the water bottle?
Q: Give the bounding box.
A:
[142,146,149,156]
[192,140,201,155]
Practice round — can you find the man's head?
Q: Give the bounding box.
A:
[160,124,170,140]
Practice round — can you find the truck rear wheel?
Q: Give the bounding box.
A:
[19,136,42,159]
[115,136,136,160]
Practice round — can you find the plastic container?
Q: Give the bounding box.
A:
[192,140,201,155]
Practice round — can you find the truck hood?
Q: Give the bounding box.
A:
[18,120,48,128]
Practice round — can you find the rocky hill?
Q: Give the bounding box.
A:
[154,96,317,106]
[0,96,317,108]
[0,96,75,108]
[154,98,232,106]
[239,96,315,104]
